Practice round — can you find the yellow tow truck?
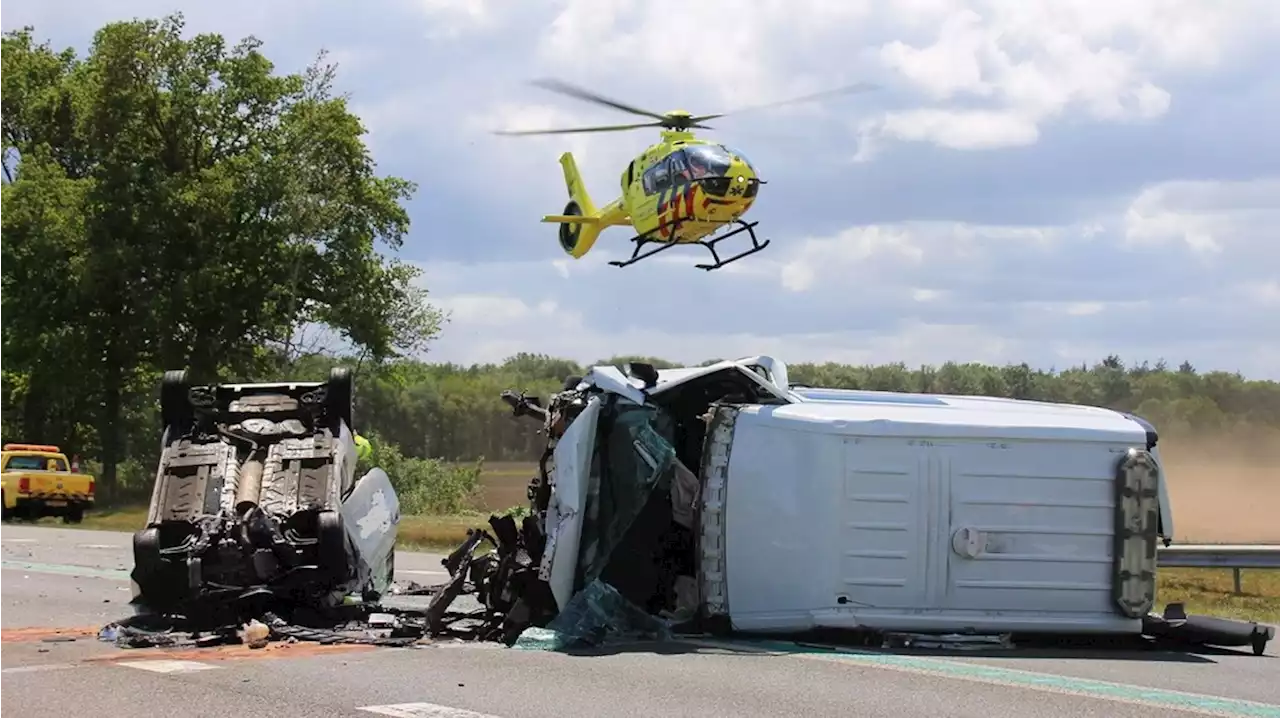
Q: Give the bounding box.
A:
[1,444,95,524]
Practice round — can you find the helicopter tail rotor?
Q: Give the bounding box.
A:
[540,152,606,259]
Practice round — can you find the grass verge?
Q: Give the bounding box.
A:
[1157,567,1280,625]
[48,507,1280,626]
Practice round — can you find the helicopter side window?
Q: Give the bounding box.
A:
[642,159,671,196]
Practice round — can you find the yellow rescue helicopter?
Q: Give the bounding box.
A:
[494,79,876,271]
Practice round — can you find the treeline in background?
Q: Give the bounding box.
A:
[5,350,1278,516]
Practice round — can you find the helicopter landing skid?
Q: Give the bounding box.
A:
[608,219,771,271]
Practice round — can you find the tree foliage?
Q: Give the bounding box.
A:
[342,353,1280,464]
[1,16,442,495]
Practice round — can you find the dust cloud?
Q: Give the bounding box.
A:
[1159,433,1280,544]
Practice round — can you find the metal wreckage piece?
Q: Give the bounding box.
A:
[419,375,707,650]
[101,368,692,651]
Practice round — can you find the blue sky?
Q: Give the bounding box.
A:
[7,0,1279,377]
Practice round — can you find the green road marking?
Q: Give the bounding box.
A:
[1,560,131,582]
[731,639,1280,718]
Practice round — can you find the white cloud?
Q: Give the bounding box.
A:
[526,0,1275,156]
[860,108,1041,155]
[1123,178,1280,255]
[416,176,1280,378]
[6,0,1278,380]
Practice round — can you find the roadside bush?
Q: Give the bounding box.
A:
[365,437,483,515]
[501,504,531,519]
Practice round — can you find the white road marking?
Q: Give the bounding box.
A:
[2,538,38,544]
[75,544,119,549]
[2,663,77,674]
[358,703,503,718]
[116,659,220,674]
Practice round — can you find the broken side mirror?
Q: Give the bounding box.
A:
[626,362,659,389]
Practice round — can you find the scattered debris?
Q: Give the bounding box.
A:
[242,620,270,649]
[95,360,1276,658]
[880,633,1014,651]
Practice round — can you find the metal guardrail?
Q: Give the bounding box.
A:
[1158,544,1280,594]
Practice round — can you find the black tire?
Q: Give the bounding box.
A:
[131,527,163,605]
[160,370,193,436]
[558,200,583,253]
[63,508,84,525]
[327,367,354,431]
[316,510,350,582]
[1,493,10,523]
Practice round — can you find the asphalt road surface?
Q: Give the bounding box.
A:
[3,524,1278,718]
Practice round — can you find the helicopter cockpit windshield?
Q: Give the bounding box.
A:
[684,145,732,178]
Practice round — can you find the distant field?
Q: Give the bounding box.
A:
[468,460,539,512]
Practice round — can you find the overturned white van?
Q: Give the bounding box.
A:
[451,356,1272,655]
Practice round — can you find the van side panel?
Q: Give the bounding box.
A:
[720,409,1146,634]
[940,440,1127,614]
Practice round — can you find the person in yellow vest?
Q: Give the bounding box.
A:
[354,433,373,464]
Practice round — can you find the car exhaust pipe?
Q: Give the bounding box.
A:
[235,454,265,515]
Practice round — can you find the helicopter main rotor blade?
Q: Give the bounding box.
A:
[688,81,880,124]
[492,120,667,136]
[528,78,671,122]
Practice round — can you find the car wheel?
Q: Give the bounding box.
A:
[63,508,84,525]
[161,370,194,436]
[317,510,349,582]
[327,367,354,431]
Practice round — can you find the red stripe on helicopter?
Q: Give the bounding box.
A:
[657,182,698,238]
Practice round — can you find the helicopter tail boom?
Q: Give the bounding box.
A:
[542,214,600,224]
[541,152,616,259]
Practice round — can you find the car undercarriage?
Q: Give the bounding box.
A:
[129,368,399,629]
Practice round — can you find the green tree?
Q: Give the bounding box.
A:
[1,16,442,495]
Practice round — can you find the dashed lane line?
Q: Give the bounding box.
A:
[358,703,504,718]
[115,659,222,674]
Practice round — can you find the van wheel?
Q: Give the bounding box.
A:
[63,508,84,525]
